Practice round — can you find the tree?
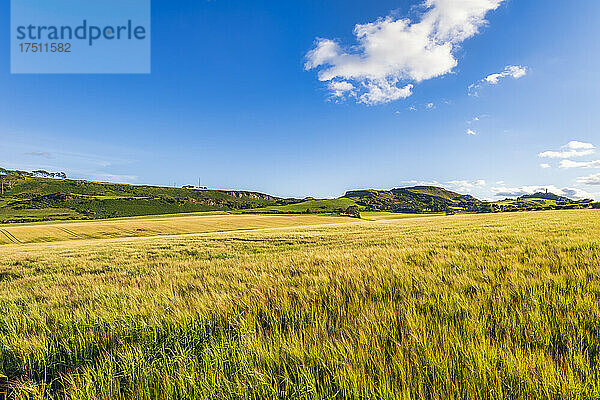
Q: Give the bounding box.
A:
[345,205,361,219]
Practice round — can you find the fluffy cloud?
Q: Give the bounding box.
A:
[566,141,595,150]
[305,0,506,105]
[538,141,596,159]
[577,173,600,185]
[466,129,477,135]
[540,163,551,169]
[327,80,355,99]
[469,65,527,96]
[359,81,413,105]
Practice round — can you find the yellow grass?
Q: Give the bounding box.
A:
[0,214,361,245]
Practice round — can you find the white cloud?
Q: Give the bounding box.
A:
[559,159,600,169]
[359,81,413,105]
[538,141,596,159]
[466,129,477,135]
[577,173,600,185]
[399,179,486,194]
[306,0,506,104]
[327,80,355,99]
[485,65,527,84]
[567,141,595,150]
[469,65,527,96]
[446,179,487,193]
[408,106,418,111]
[491,185,592,200]
[426,102,435,109]
[540,163,551,169]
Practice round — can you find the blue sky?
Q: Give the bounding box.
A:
[1,0,599,200]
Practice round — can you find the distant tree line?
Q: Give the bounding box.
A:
[32,170,67,179]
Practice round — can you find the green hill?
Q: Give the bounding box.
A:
[1,167,595,224]
[490,192,593,212]
[519,192,574,203]
[343,186,483,213]
[0,169,291,223]
[246,185,481,216]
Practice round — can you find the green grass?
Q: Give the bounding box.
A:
[1,210,600,398]
[493,198,558,206]
[246,198,359,214]
[402,186,461,200]
[0,207,82,222]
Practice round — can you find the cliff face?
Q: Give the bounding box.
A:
[225,191,279,201]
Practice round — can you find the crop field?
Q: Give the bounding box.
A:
[0,214,359,245]
[1,210,600,399]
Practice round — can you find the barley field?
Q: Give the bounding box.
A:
[0,214,358,245]
[1,210,600,399]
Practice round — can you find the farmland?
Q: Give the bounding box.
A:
[0,213,358,245]
[1,209,600,398]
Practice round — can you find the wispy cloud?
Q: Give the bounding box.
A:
[559,159,600,169]
[467,114,489,124]
[84,173,139,183]
[540,163,551,169]
[306,0,506,105]
[469,65,528,96]
[577,173,600,185]
[24,151,52,158]
[446,179,486,193]
[466,129,477,136]
[491,184,592,200]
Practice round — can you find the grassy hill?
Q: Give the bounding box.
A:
[343,186,483,213]
[245,186,481,216]
[0,169,292,223]
[1,167,596,223]
[490,192,594,212]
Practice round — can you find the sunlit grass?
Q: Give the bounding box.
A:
[0,214,358,245]
[1,210,599,399]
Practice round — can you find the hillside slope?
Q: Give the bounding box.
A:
[0,169,291,223]
[343,186,483,213]
[2,168,594,223]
